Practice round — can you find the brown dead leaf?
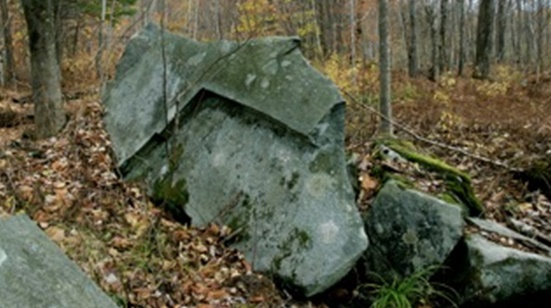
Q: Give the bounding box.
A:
[46,226,66,243]
[360,172,378,191]
[249,295,265,303]
[207,289,229,299]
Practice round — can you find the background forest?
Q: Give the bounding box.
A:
[1,0,551,307]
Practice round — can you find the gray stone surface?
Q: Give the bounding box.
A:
[104,24,342,169]
[0,215,118,308]
[468,217,551,255]
[103,24,368,296]
[455,235,551,305]
[363,181,464,280]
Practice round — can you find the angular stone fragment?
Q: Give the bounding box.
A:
[450,235,551,306]
[363,181,464,280]
[0,215,118,308]
[103,24,368,296]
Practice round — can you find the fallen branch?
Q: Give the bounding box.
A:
[505,217,551,250]
[343,91,521,172]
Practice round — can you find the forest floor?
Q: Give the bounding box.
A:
[1,66,551,307]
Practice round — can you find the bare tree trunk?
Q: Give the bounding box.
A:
[515,0,523,66]
[349,0,357,85]
[523,0,534,70]
[407,0,418,77]
[311,0,324,59]
[193,0,199,40]
[536,0,545,77]
[214,0,222,39]
[426,3,440,81]
[378,0,392,136]
[71,19,81,57]
[21,0,65,138]
[495,0,509,62]
[439,0,449,73]
[96,0,106,80]
[458,0,466,76]
[0,0,15,86]
[349,0,356,64]
[397,0,408,69]
[473,0,495,79]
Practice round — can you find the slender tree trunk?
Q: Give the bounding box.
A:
[515,0,523,66]
[458,0,466,76]
[473,0,495,79]
[21,0,65,138]
[0,0,15,86]
[496,0,508,62]
[214,0,222,39]
[378,0,392,136]
[467,0,476,63]
[349,0,357,85]
[536,0,545,77]
[193,0,199,40]
[407,0,418,77]
[523,0,533,70]
[398,0,408,58]
[96,0,106,79]
[311,0,324,59]
[426,4,440,81]
[439,0,449,73]
[71,18,81,57]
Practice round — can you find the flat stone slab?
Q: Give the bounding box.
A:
[0,215,118,308]
[456,235,551,305]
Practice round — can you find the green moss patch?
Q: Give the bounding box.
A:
[373,138,484,217]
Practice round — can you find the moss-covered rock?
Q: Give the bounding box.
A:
[373,138,484,217]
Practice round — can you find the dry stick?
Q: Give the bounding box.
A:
[343,90,521,172]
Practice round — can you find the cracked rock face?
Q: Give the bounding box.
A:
[103,24,368,296]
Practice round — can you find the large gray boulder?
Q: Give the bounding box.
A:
[0,215,118,308]
[103,24,368,296]
[363,181,464,280]
[450,235,551,306]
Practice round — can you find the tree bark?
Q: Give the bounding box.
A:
[21,0,65,138]
[515,0,524,66]
[349,0,356,64]
[95,0,106,79]
[473,0,495,79]
[495,0,508,62]
[536,0,545,76]
[349,0,357,85]
[426,3,440,81]
[378,0,392,135]
[407,0,418,77]
[0,0,15,86]
[458,0,466,76]
[439,0,449,73]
